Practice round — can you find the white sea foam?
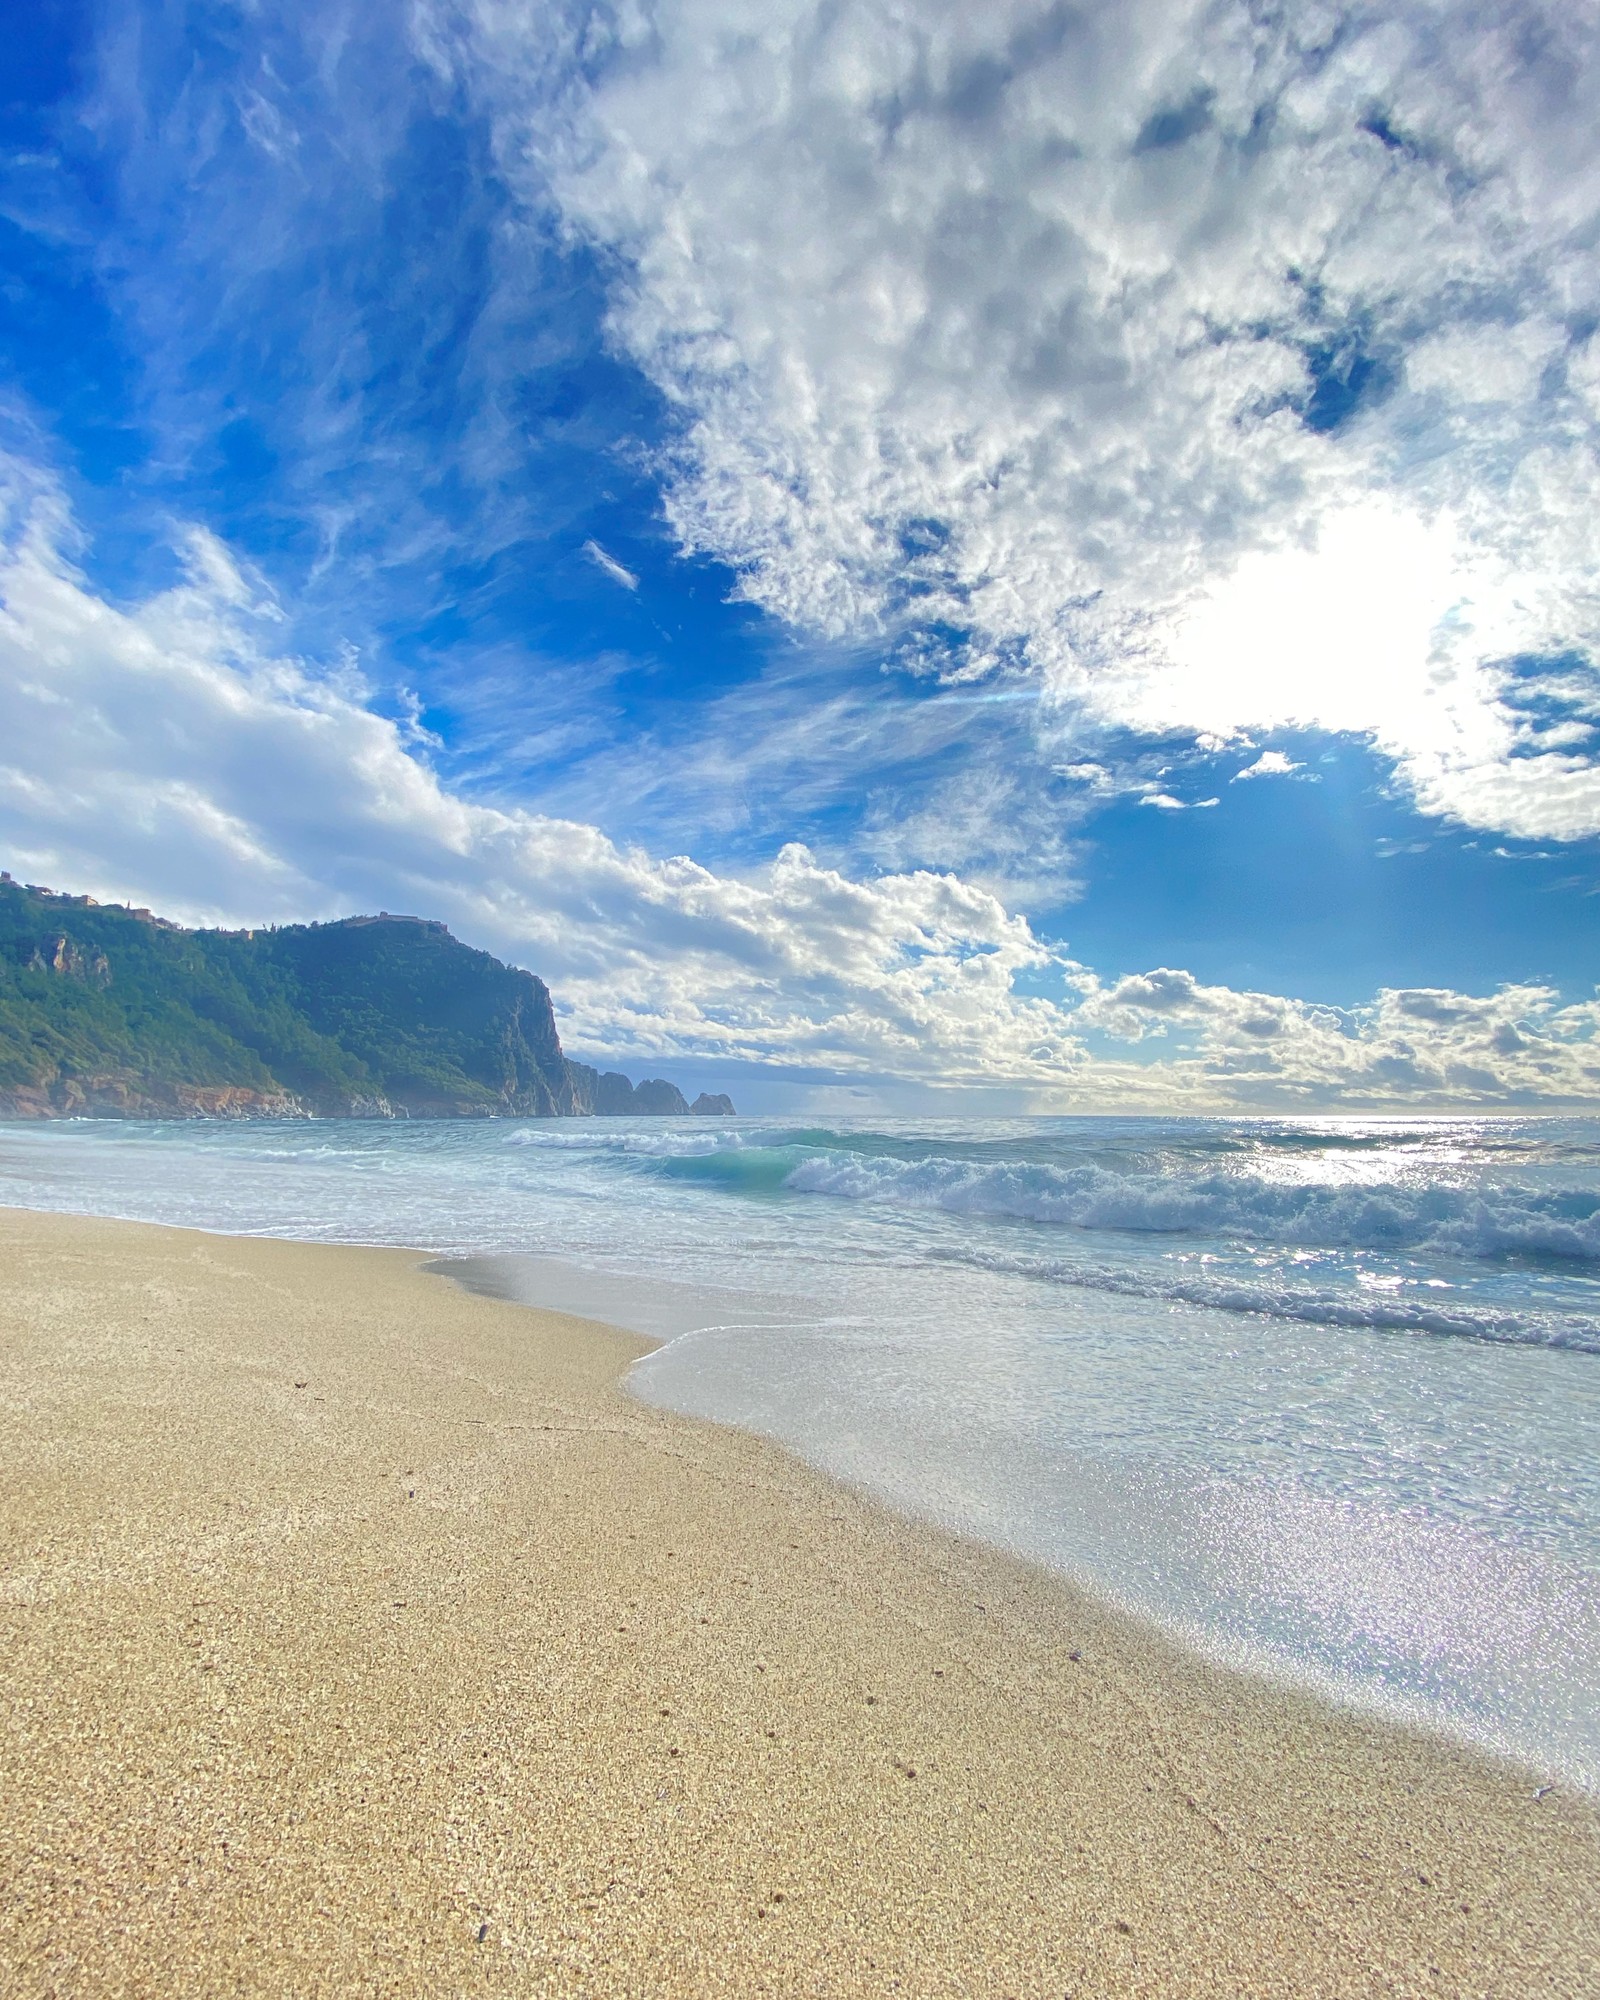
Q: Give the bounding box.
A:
[924,1244,1596,1353]
[506,1125,739,1156]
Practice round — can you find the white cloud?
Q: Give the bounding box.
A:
[1404,320,1563,406]
[582,538,639,589]
[1234,750,1303,781]
[1075,967,1600,1104]
[1140,791,1217,811]
[2,458,1596,1107]
[434,0,1600,837]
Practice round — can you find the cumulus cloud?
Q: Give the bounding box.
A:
[1233,750,1303,781]
[435,0,1600,837]
[2,456,1596,1107]
[1075,965,1600,1103]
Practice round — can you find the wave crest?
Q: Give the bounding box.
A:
[782,1153,1600,1263]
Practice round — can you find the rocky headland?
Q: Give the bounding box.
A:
[0,874,733,1121]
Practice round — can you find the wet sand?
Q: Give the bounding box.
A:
[0,1206,1595,1997]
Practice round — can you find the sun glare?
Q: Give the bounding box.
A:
[1156,504,1488,742]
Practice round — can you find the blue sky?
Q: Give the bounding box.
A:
[2,0,1599,1109]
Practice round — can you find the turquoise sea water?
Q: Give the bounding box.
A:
[2,1112,1597,1789]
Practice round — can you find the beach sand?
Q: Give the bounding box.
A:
[0,1208,1595,1997]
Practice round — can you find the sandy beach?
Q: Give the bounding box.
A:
[0,1207,1594,1997]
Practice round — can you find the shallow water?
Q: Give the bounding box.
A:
[2,1111,1596,1788]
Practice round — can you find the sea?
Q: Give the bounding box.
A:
[3,1110,1597,1792]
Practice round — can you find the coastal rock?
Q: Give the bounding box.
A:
[0,1076,307,1120]
[632,1078,691,1116]
[595,1070,641,1115]
[690,1092,736,1115]
[565,1064,648,1116]
[564,1065,704,1117]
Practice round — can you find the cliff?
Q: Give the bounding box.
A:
[0,875,732,1121]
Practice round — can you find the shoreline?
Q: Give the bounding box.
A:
[1,1206,1596,1995]
[440,1248,1595,1798]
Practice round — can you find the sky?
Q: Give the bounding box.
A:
[2,0,1599,1111]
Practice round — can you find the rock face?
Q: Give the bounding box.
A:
[565,1065,639,1116]
[28,935,112,986]
[690,1092,736,1116]
[0,875,734,1121]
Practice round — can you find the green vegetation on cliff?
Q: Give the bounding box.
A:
[0,874,726,1119]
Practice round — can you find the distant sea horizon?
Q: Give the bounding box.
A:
[3,1108,1596,1793]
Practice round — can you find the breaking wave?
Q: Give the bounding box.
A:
[492,1116,1600,1349]
[780,1151,1600,1265]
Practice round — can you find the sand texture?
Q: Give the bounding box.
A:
[0,1207,1595,1998]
